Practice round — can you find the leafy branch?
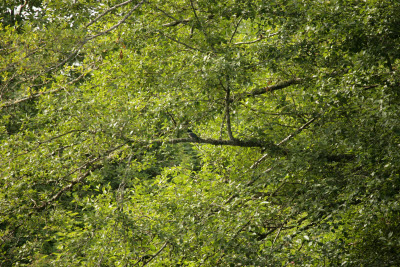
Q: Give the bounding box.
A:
[2,1,146,108]
[33,142,128,211]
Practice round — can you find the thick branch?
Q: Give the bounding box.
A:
[162,19,190,27]
[245,78,303,98]
[230,78,304,104]
[127,137,281,152]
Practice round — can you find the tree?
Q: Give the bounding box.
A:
[1,0,400,265]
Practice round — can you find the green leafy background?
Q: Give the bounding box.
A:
[1,0,400,266]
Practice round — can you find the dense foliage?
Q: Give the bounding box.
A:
[1,0,400,266]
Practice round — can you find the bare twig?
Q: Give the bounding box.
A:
[165,109,177,127]
[190,0,205,36]
[158,30,204,52]
[272,223,284,246]
[276,117,316,146]
[4,0,145,105]
[154,5,181,23]
[250,117,317,169]
[246,167,273,186]
[7,130,86,163]
[0,46,43,73]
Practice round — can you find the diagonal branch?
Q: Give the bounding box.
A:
[189,0,216,52]
[85,0,136,28]
[229,17,243,44]
[250,117,317,169]
[6,130,86,164]
[157,30,204,52]
[272,223,285,245]
[0,45,44,73]
[153,5,190,27]
[234,31,280,45]
[243,78,303,98]
[34,168,95,211]
[276,117,317,146]
[190,0,206,37]
[85,0,146,42]
[239,71,345,101]
[153,5,181,23]
[229,78,305,105]
[142,241,169,266]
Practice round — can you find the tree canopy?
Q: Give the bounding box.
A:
[1,0,400,266]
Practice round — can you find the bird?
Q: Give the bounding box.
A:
[187,129,199,141]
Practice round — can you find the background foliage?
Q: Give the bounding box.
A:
[1,0,400,266]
